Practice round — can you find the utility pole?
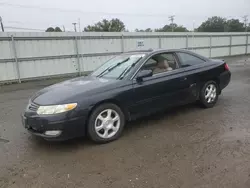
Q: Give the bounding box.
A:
[62,25,65,32]
[0,16,4,32]
[243,15,248,32]
[78,18,81,32]
[72,22,77,32]
[169,15,175,32]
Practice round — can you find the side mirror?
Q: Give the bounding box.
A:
[136,69,153,81]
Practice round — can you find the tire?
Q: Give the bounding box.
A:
[199,81,219,108]
[87,103,125,144]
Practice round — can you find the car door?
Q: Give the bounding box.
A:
[128,52,193,118]
[176,52,208,101]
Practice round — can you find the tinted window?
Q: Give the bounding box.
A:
[141,53,178,75]
[177,52,205,67]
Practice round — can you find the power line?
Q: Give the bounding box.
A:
[6,20,59,25]
[6,20,22,24]
[5,26,44,31]
[5,20,69,31]
[0,3,247,21]
[0,2,186,18]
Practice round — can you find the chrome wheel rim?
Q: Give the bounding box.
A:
[94,109,121,139]
[205,84,217,103]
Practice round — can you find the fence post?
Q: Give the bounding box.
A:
[229,35,232,56]
[121,33,124,52]
[209,35,212,58]
[74,36,81,76]
[192,32,195,50]
[186,34,189,50]
[158,35,162,49]
[246,33,249,54]
[11,35,21,83]
[79,33,83,74]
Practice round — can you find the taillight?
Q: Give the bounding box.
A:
[224,63,229,71]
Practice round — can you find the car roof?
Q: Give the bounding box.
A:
[122,48,197,54]
[122,49,153,55]
[122,48,209,61]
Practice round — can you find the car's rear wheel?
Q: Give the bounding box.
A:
[199,81,219,108]
[87,103,125,143]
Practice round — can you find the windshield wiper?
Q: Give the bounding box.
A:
[96,58,130,78]
[117,58,142,80]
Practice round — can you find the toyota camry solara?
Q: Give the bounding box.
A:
[22,49,231,143]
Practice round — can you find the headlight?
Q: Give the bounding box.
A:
[37,103,77,115]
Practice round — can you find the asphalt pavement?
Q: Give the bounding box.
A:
[1,55,250,188]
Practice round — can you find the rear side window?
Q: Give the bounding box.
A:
[177,52,205,67]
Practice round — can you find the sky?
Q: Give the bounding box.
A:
[0,0,249,32]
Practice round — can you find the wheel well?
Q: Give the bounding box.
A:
[87,99,130,123]
[212,78,221,94]
[200,78,221,94]
[198,78,221,99]
[213,78,220,85]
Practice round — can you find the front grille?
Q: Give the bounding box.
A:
[28,102,39,112]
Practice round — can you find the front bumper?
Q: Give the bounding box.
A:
[22,112,88,141]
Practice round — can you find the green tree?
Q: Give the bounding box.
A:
[145,28,153,32]
[84,19,126,32]
[54,27,62,32]
[135,28,153,32]
[173,25,188,32]
[155,25,171,32]
[155,23,188,32]
[197,16,247,32]
[197,16,227,32]
[226,19,245,32]
[45,27,55,32]
[45,27,62,32]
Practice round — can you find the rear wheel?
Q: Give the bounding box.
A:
[199,81,219,108]
[87,103,125,143]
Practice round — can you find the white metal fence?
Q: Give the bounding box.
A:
[0,32,249,83]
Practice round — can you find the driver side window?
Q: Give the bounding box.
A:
[141,53,178,75]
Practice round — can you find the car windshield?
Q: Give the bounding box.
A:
[91,53,145,79]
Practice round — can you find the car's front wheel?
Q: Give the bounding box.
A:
[87,103,125,143]
[199,81,219,108]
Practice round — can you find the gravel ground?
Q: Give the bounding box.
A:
[1,55,250,188]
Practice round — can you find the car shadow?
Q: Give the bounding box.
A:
[29,102,202,151]
[124,102,201,135]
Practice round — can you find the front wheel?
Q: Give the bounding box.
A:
[87,103,125,144]
[199,81,219,108]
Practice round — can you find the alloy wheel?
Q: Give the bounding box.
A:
[205,84,217,103]
[94,109,121,139]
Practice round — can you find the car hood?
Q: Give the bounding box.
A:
[31,76,119,105]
